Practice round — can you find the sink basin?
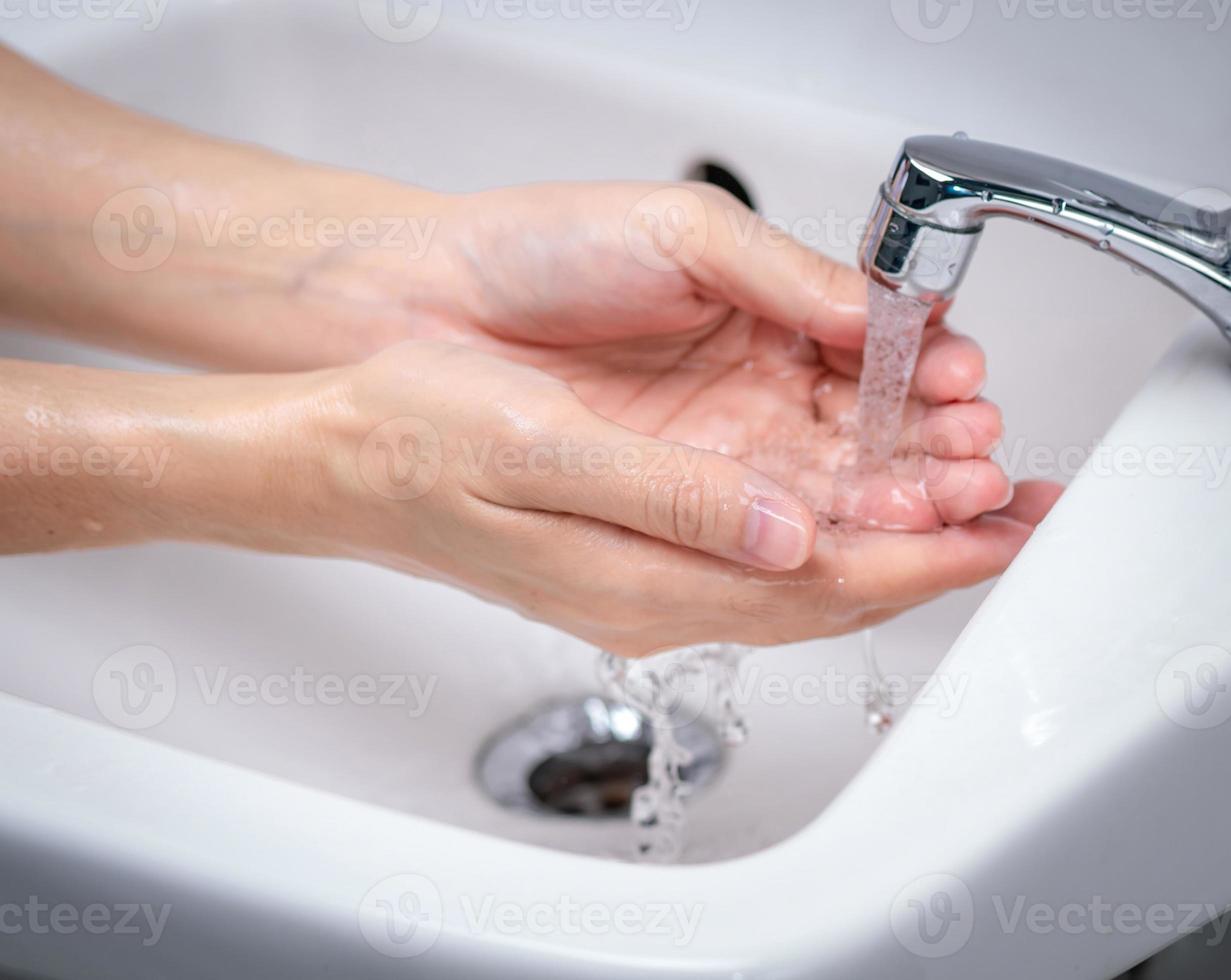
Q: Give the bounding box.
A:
[0,2,1225,977]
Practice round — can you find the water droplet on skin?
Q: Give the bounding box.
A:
[24,405,57,428]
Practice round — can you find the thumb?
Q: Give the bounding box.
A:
[683,185,870,349]
[482,398,816,572]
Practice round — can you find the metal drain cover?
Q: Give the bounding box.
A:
[476,697,723,817]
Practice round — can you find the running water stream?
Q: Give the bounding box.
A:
[602,280,932,861]
[851,281,932,733]
[853,281,931,471]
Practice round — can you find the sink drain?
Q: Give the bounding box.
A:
[476,697,723,817]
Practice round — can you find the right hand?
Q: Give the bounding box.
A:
[289,341,1056,656]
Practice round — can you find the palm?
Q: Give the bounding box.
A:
[517,312,855,511]
[441,302,916,523]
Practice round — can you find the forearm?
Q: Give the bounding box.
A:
[0,357,324,554]
[0,45,453,371]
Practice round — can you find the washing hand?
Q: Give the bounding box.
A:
[272,182,1058,652]
[0,46,1062,653]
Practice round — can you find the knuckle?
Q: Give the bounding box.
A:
[653,471,720,548]
[522,383,581,434]
[686,179,741,212]
[984,403,1004,446]
[485,382,579,459]
[810,250,841,293]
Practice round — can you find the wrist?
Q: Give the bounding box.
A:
[5,124,463,370]
[236,165,464,365]
[0,362,307,554]
[132,368,343,554]
[122,159,463,371]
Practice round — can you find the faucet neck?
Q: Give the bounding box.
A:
[859,135,1231,342]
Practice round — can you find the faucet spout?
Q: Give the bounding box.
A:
[858,135,1231,342]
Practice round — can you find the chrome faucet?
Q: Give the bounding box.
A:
[858,134,1231,343]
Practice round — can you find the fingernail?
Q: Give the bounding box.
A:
[743,497,812,570]
[958,374,985,401]
[947,356,986,401]
[994,482,1015,510]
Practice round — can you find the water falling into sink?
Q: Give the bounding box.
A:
[601,280,931,861]
[598,646,748,862]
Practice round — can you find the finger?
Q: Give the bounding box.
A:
[815,325,985,408]
[832,456,1012,530]
[903,400,1002,459]
[825,514,1035,610]
[478,396,817,571]
[993,479,1064,525]
[929,459,1013,524]
[928,298,953,325]
[911,326,986,403]
[682,187,869,349]
[811,379,1002,459]
[483,505,1034,655]
[607,514,1031,649]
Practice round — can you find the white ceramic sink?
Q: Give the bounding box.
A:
[1,3,1228,977]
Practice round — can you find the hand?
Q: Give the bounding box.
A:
[292,340,1058,655]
